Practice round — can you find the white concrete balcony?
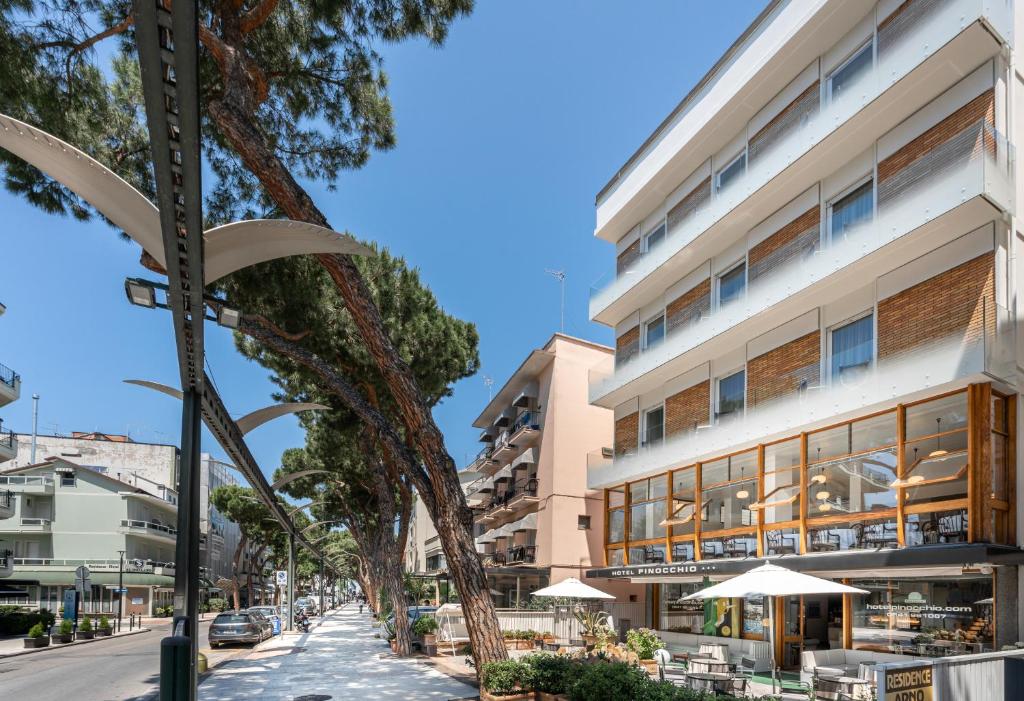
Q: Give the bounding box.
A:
[589,309,1016,490]
[591,120,1013,408]
[0,427,13,462]
[18,517,52,532]
[590,0,1010,325]
[0,488,13,520]
[0,550,12,578]
[0,362,19,408]
[0,475,55,495]
[119,518,177,542]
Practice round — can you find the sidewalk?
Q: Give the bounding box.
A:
[199,605,478,700]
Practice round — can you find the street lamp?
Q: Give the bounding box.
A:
[301,520,344,535]
[125,279,158,308]
[117,549,125,632]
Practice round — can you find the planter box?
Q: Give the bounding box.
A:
[52,634,73,644]
[480,691,533,701]
[76,631,95,640]
[422,633,436,647]
[95,628,113,637]
[640,659,658,675]
[23,637,50,649]
[535,693,569,701]
[504,640,534,651]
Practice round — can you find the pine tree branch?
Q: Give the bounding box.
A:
[240,0,280,34]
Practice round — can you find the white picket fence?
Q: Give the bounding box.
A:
[440,602,646,642]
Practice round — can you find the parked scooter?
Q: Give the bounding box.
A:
[295,612,310,633]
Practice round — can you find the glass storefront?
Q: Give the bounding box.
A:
[850,576,993,654]
[658,582,752,639]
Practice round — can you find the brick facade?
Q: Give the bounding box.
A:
[748,206,820,283]
[615,412,639,457]
[665,380,710,437]
[747,332,821,408]
[615,326,640,367]
[666,278,711,334]
[749,81,820,163]
[667,177,712,232]
[877,252,995,359]
[877,89,994,183]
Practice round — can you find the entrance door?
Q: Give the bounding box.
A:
[780,596,803,669]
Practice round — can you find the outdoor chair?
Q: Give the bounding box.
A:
[725,537,753,558]
[701,540,725,559]
[643,545,666,564]
[671,543,694,561]
[808,528,841,552]
[766,531,797,555]
[938,510,968,541]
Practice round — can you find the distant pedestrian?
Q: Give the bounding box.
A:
[359,603,364,614]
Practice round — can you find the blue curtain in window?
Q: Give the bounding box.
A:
[830,181,873,240]
[831,315,873,380]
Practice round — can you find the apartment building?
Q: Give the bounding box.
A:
[0,303,20,574]
[463,333,641,607]
[585,0,1021,665]
[1,435,243,584]
[0,458,177,615]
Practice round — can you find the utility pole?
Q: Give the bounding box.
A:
[319,558,325,615]
[117,549,125,633]
[30,394,39,464]
[545,269,566,333]
[287,534,295,631]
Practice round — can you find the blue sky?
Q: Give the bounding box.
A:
[0,1,765,486]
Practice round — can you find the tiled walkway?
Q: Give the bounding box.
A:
[199,605,477,701]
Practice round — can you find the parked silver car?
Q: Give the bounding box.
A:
[209,611,271,648]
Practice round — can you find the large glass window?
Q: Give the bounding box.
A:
[644,223,666,252]
[717,370,745,420]
[659,582,708,633]
[718,262,746,306]
[669,467,697,537]
[758,438,802,526]
[898,393,970,523]
[829,179,874,241]
[830,314,874,382]
[829,41,873,101]
[628,476,667,548]
[850,576,993,654]
[607,486,625,545]
[700,451,757,539]
[716,151,746,193]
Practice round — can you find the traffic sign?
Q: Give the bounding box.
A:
[275,570,287,586]
[75,565,91,580]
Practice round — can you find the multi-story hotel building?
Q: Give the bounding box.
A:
[457,334,641,607]
[0,303,21,574]
[585,0,1022,664]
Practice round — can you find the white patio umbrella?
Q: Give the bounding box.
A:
[684,562,868,693]
[532,578,614,643]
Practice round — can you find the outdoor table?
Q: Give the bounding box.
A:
[686,672,732,694]
[698,642,730,662]
[671,650,690,664]
[688,657,732,674]
[816,674,872,701]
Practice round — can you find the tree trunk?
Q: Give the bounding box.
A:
[381,560,412,656]
[236,316,507,664]
[231,534,247,611]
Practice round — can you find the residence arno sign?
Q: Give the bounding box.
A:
[883,664,933,701]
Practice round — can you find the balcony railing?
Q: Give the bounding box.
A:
[0,427,13,451]
[590,300,1015,488]
[591,118,1014,404]
[120,519,177,537]
[505,544,537,565]
[19,518,51,530]
[0,362,18,389]
[0,475,53,487]
[590,0,1010,316]
[0,488,12,510]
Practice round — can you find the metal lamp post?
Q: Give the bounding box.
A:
[117,549,125,633]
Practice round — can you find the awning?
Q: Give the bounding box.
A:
[511,511,538,532]
[11,570,175,586]
[478,428,495,443]
[493,409,514,428]
[511,447,538,469]
[513,382,538,408]
[493,465,513,481]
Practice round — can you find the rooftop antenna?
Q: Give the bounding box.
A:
[545,269,566,333]
[483,375,494,401]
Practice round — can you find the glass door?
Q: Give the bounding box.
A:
[781,595,804,669]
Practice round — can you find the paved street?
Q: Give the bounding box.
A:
[0,619,262,701]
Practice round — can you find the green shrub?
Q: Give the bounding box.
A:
[524,653,578,694]
[567,661,674,701]
[79,617,92,632]
[59,619,73,635]
[625,627,664,660]
[27,623,46,639]
[412,615,438,636]
[99,616,111,630]
[481,659,534,696]
[0,607,55,635]
[207,597,227,613]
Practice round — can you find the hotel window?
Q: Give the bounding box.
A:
[716,151,746,193]
[758,438,802,555]
[644,313,666,350]
[642,406,664,449]
[829,313,873,382]
[644,223,666,253]
[699,450,758,559]
[828,40,872,102]
[717,370,745,420]
[717,261,746,307]
[668,467,697,538]
[627,477,667,553]
[828,178,874,241]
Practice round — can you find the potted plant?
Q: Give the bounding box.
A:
[413,615,438,648]
[625,628,664,675]
[480,659,534,701]
[77,616,94,640]
[53,619,74,643]
[24,623,50,649]
[573,610,611,648]
[96,616,113,637]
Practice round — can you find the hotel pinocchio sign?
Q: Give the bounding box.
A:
[883,664,933,701]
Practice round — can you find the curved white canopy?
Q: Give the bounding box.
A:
[510,511,538,531]
[0,113,373,281]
